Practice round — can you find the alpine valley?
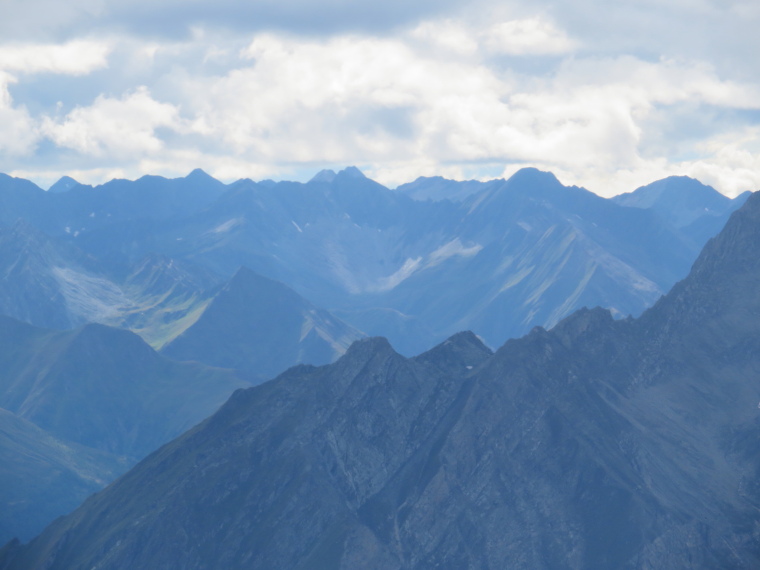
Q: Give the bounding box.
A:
[0,166,757,568]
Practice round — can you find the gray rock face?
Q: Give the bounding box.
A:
[6,193,760,570]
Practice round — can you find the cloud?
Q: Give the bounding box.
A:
[0,0,462,41]
[483,18,578,55]
[150,33,749,195]
[0,0,105,42]
[3,1,760,198]
[0,74,39,156]
[0,40,110,75]
[42,86,184,158]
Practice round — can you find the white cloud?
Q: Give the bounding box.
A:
[22,30,760,197]
[483,18,578,55]
[42,86,184,158]
[0,40,110,75]
[0,73,39,156]
[409,20,479,56]
[3,3,760,198]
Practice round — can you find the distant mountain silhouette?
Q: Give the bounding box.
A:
[47,175,84,194]
[161,267,364,381]
[396,175,500,202]
[612,175,749,245]
[0,167,744,355]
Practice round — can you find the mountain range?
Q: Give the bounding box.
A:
[4,186,759,568]
[0,167,747,357]
[0,164,753,556]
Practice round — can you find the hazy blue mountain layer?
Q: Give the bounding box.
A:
[101,252,222,348]
[0,316,248,459]
[395,175,499,202]
[0,408,127,544]
[162,267,364,381]
[0,220,124,329]
[6,192,760,569]
[0,314,249,543]
[612,175,750,245]
[366,168,701,352]
[0,167,745,356]
[0,218,219,343]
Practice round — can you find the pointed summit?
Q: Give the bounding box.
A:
[336,166,367,179]
[309,169,337,183]
[185,168,217,183]
[414,330,493,374]
[48,176,81,193]
[161,267,364,380]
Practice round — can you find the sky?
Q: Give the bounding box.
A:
[2,0,760,196]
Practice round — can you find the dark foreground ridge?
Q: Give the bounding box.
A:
[4,195,760,568]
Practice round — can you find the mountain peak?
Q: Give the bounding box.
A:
[185,168,217,183]
[228,266,285,290]
[161,266,364,379]
[217,267,305,312]
[505,167,562,189]
[337,166,367,179]
[309,169,337,183]
[48,176,81,193]
[414,330,493,373]
[612,175,732,228]
[342,336,396,361]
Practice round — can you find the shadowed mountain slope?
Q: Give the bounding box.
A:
[7,193,760,569]
[0,314,249,546]
[0,408,126,544]
[161,267,364,381]
[0,316,248,459]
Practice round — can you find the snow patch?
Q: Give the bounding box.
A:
[371,257,423,292]
[291,220,303,233]
[426,238,482,268]
[211,218,242,234]
[517,221,531,232]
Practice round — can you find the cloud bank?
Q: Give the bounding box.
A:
[3,0,760,196]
